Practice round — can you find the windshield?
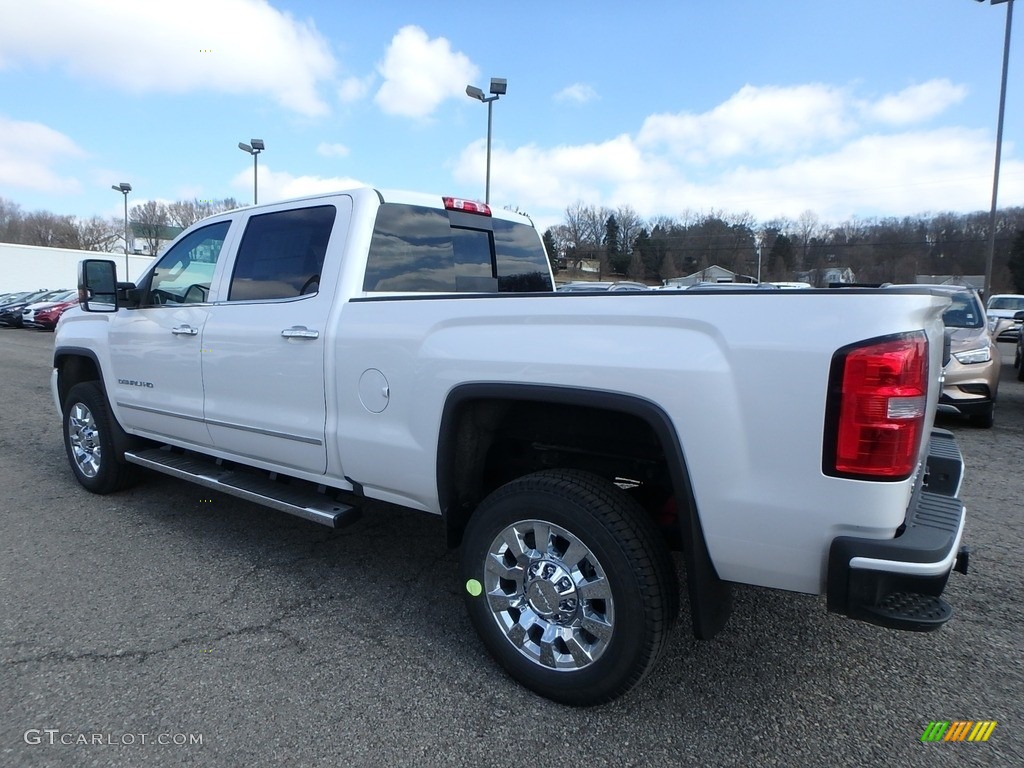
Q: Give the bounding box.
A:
[942,293,984,329]
[987,296,1024,311]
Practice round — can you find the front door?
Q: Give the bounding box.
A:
[107,221,233,447]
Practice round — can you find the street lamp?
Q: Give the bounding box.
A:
[755,234,764,283]
[111,182,131,279]
[465,77,507,204]
[238,138,265,205]
[975,0,1014,299]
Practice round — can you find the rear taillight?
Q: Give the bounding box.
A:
[443,197,491,216]
[824,332,928,481]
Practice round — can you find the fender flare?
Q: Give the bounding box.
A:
[436,382,732,639]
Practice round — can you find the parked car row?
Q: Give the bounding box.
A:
[0,289,78,330]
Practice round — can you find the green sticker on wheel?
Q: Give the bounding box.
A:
[466,578,483,597]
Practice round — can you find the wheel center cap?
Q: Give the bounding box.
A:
[525,560,578,621]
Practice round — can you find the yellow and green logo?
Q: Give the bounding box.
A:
[921,721,997,743]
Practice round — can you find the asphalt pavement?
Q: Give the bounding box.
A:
[1,329,1021,767]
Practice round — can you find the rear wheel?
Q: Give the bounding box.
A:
[62,381,137,493]
[460,469,678,705]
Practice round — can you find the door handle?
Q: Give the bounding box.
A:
[171,325,198,336]
[281,326,319,340]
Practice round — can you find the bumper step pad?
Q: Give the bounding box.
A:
[856,592,953,632]
[827,428,966,633]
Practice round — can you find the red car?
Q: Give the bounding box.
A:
[24,295,79,330]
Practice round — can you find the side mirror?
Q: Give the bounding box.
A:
[1014,310,1024,321]
[78,259,118,312]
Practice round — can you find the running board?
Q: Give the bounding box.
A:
[124,448,360,528]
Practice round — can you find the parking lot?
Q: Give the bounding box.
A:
[1,329,1022,768]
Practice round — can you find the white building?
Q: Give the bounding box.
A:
[663,265,757,287]
[0,242,154,293]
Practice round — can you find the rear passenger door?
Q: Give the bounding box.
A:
[200,200,349,474]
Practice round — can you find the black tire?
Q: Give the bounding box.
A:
[460,469,679,705]
[62,381,137,493]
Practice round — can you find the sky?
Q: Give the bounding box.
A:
[0,0,1022,234]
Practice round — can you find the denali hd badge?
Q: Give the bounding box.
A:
[118,379,154,388]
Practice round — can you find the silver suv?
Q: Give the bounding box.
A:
[986,293,1024,342]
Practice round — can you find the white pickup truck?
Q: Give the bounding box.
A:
[53,187,969,705]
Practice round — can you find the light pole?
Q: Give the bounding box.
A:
[755,234,764,283]
[976,0,1014,299]
[238,138,265,205]
[111,182,131,279]
[465,77,507,204]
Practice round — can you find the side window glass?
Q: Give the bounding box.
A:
[147,221,231,306]
[494,219,553,292]
[228,206,336,301]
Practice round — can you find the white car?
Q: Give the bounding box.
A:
[985,293,1024,342]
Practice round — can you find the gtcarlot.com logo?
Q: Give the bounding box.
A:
[24,729,203,747]
[921,721,997,743]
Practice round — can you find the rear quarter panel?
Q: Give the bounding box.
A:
[327,289,949,594]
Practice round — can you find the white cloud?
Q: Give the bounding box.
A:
[862,79,968,125]
[338,74,374,104]
[0,116,85,194]
[0,0,337,117]
[316,142,351,158]
[454,135,657,212]
[231,166,366,203]
[638,84,853,162]
[374,26,478,119]
[452,80,1018,226]
[664,128,1004,221]
[555,83,598,104]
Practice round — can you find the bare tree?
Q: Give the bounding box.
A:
[564,202,606,273]
[795,210,821,271]
[75,216,121,252]
[165,197,240,230]
[627,249,647,281]
[0,197,24,243]
[167,200,207,230]
[615,205,643,261]
[130,201,170,257]
[21,211,78,248]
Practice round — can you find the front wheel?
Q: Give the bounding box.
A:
[460,469,679,705]
[62,381,137,493]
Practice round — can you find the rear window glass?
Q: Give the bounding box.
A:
[942,293,984,329]
[363,203,551,293]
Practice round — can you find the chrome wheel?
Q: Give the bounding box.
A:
[67,401,102,478]
[484,519,613,671]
